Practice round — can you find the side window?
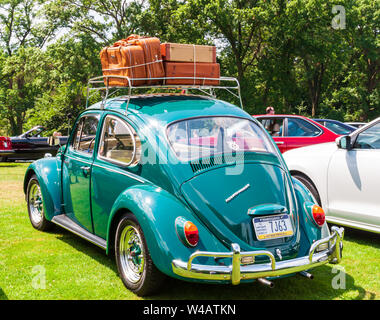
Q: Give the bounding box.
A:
[71,115,99,154]
[286,118,321,137]
[98,116,141,166]
[353,122,380,149]
[259,118,284,137]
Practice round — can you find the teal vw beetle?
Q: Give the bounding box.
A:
[24,77,344,296]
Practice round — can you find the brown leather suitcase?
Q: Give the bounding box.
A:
[164,62,220,85]
[161,43,216,63]
[100,44,146,87]
[127,35,165,85]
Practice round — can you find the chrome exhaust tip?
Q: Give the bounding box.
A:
[299,271,314,279]
[257,277,274,288]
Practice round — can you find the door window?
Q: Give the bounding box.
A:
[258,118,284,137]
[71,115,99,154]
[353,122,380,149]
[286,118,321,137]
[98,115,141,166]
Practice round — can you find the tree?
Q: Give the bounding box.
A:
[0,0,66,135]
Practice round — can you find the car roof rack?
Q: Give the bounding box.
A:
[86,75,243,113]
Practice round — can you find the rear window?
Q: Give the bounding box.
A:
[167,117,275,161]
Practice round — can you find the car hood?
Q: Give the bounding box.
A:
[180,160,300,258]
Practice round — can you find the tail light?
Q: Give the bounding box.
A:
[175,217,199,247]
[184,221,199,246]
[312,205,325,226]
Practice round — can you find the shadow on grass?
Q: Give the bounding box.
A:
[148,264,372,300]
[341,226,380,248]
[47,224,373,300]
[0,288,8,300]
[47,226,118,276]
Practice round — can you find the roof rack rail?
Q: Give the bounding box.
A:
[86,75,243,112]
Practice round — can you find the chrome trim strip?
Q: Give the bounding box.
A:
[92,163,145,183]
[172,227,344,284]
[52,216,107,250]
[65,154,93,165]
[64,154,145,183]
[225,184,250,203]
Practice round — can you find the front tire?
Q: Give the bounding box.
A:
[26,175,53,231]
[115,213,165,296]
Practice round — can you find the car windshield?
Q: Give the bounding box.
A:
[167,117,275,161]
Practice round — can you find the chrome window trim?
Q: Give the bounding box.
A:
[97,114,140,167]
[70,113,100,154]
[165,115,277,162]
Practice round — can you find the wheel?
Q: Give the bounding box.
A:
[26,175,53,231]
[115,213,165,296]
[292,173,321,206]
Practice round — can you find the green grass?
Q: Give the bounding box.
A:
[0,162,379,300]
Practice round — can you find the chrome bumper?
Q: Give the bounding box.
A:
[172,226,344,285]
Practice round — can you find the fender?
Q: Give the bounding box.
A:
[24,157,63,220]
[292,177,329,256]
[106,184,228,278]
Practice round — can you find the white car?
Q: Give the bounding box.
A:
[283,117,380,233]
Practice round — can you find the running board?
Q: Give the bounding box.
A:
[51,214,107,250]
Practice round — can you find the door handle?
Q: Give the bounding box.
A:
[80,166,91,177]
[275,141,284,145]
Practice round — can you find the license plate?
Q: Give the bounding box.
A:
[253,214,294,240]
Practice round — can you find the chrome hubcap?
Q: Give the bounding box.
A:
[29,182,43,225]
[119,225,145,283]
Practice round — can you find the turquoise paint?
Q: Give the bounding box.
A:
[24,157,63,220]
[106,184,228,278]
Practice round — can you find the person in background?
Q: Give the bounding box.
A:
[266,106,275,115]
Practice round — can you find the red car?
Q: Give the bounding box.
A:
[0,136,14,161]
[254,114,340,153]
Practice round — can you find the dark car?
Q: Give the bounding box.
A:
[3,126,68,162]
[313,119,356,135]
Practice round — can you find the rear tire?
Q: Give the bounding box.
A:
[115,213,165,296]
[292,173,321,206]
[26,175,53,231]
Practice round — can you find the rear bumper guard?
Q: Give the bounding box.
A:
[172,226,344,285]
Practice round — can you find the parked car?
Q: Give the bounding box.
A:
[254,115,340,153]
[313,119,356,135]
[283,117,380,233]
[345,122,366,129]
[0,136,14,161]
[3,126,68,162]
[24,89,344,296]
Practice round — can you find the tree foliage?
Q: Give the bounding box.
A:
[0,0,378,136]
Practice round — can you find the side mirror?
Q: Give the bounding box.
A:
[336,135,351,149]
